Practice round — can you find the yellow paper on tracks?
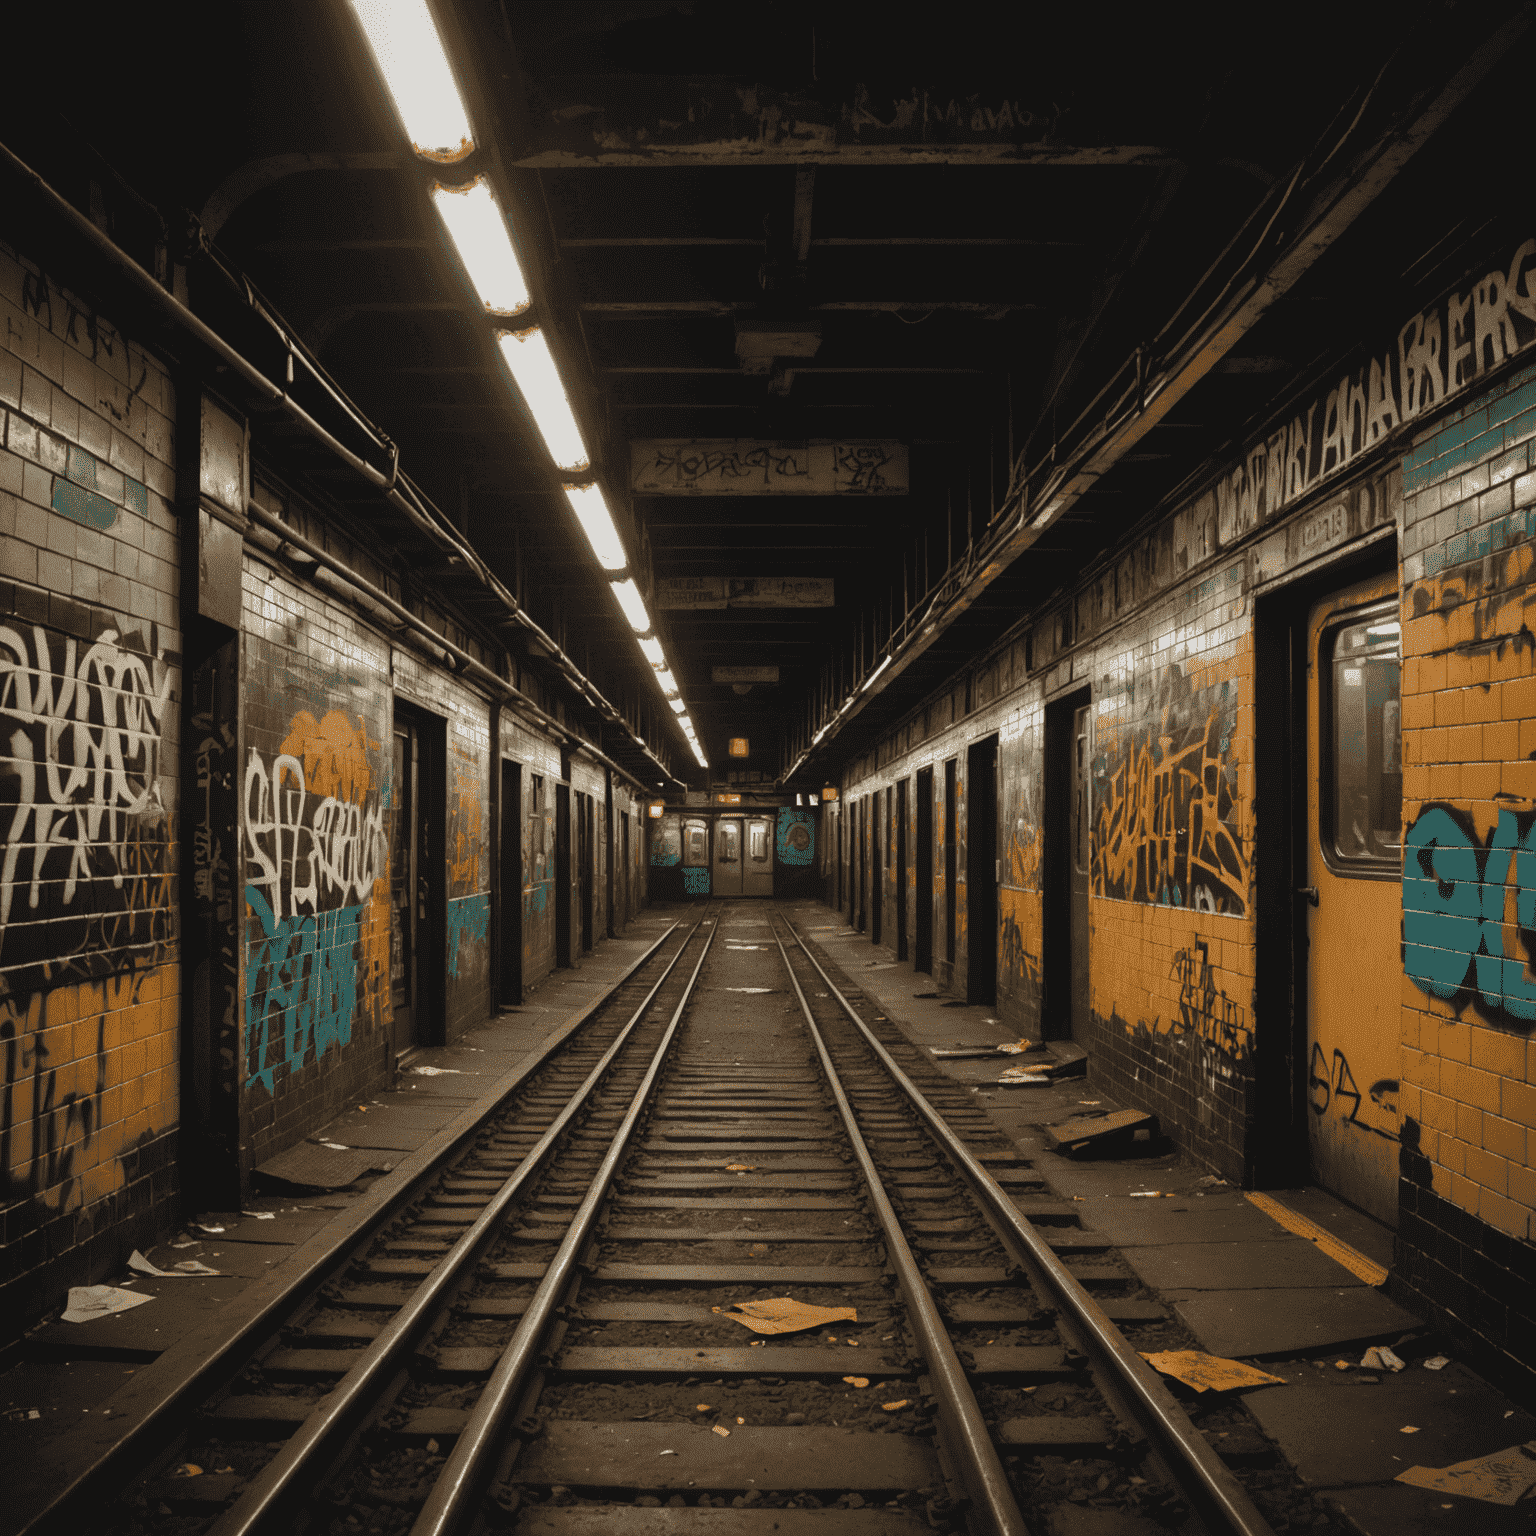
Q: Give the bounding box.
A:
[713,1297,858,1334]
[1139,1350,1286,1392]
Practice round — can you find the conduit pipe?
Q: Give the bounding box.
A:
[0,136,639,754]
[245,500,682,793]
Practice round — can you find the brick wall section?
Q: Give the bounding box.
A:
[1396,360,1536,1399]
[239,530,394,1170]
[0,240,180,1325]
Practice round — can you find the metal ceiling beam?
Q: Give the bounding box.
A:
[508,77,1173,168]
[785,10,1526,781]
[199,151,405,239]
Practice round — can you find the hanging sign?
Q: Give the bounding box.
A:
[728,738,750,758]
[822,786,839,802]
[716,792,743,805]
[632,439,908,496]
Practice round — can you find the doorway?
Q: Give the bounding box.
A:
[943,759,957,968]
[556,782,572,966]
[915,767,934,972]
[1303,574,1402,1226]
[871,795,883,945]
[967,736,998,1004]
[713,817,745,896]
[744,817,774,896]
[857,799,867,931]
[619,810,630,922]
[577,791,595,953]
[499,759,523,1006]
[390,703,444,1052]
[896,778,909,961]
[1043,688,1091,1040]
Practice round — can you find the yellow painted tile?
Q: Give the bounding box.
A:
[1482,1111,1526,1162]
[1429,763,1461,799]
[1483,720,1520,761]
[1503,1076,1536,1129]
[1457,1099,1484,1143]
[1478,1187,1530,1242]
[1421,1089,1456,1131]
[1438,1020,1473,1065]
[1465,1145,1509,1195]
[1504,759,1536,802]
[1451,1171,1483,1215]
[1470,1028,1526,1079]
[1461,762,1501,802]
[1508,1161,1536,1210]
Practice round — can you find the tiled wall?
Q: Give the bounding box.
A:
[1396,360,1536,1397]
[0,240,181,1317]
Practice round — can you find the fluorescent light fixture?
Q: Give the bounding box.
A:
[611,578,650,633]
[345,0,474,162]
[497,328,590,473]
[655,669,678,696]
[862,654,893,692]
[638,635,665,666]
[564,482,627,571]
[669,698,686,713]
[693,747,709,768]
[430,178,531,315]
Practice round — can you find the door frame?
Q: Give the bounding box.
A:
[1042,686,1090,1041]
[967,734,999,1005]
[915,766,934,972]
[1252,532,1398,1188]
[498,758,523,1006]
[896,777,909,961]
[393,698,446,1048]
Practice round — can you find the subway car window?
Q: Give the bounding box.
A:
[748,821,768,862]
[718,821,740,863]
[1327,611,1402,868]
[683,821,708,866]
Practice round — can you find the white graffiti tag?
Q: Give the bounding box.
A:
[0,624,172,933]
[243,751,387,921]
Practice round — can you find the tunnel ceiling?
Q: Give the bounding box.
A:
[1,3,1527,788]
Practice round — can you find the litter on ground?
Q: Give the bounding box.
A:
[1396,1444,1536,1506]
[713,1297,858,1335]
[128,1249,222,1277]
[1140,1350,1286,1393]
[62,1285,154,1323]
[1360,1346,1406,1372]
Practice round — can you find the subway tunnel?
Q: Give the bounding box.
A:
[1,2,1535,1519]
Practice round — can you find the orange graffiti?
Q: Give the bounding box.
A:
[0,966,179,1213]
[279,709,379,803]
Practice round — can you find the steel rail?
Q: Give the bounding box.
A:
[781,921,1277,1536]
[409,920,720,1536]
[207,917,710,1536]
[15,919,682,1536]
[770,919,1028,1536]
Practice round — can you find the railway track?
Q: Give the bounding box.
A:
[53,902,1280,1536]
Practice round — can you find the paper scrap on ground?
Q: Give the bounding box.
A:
[1396,1442,1536,1505]
[724,987,773,993]
[712,1425,730,1437]
[128,1249,222,1277]
[725,1164,756,1172]
[713,1297,858,1335]
[409,1065,467,1075]
[1423,1356,1450,1371]
[1361,1346,1405,1372]
[62,1285,154,1323]
[997,1040,1034,1054]
[883,1400,909,1411]
[997,1066,1050,1086]
[843,1376,869,1388]
[1140,1350,1286,1393]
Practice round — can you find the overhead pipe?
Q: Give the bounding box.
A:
[0,135,641,754]
[245,501,683,793]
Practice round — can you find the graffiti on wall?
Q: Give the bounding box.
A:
[775,808,815,866]
[682,866,710,895]
[0,619,176,1209]
[1169,940,1252,1060]
[447,745,481,898]
[1404,803,1536,1029]
[447,893,490,980]
[1091,664,1247,915]
[651,814,681,866]
[1216,235,1536,543]
[1308,1042,1399,1140]
[244,709,391,1093]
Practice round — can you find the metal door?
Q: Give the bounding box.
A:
[1070,704,1091,1039]
[682,817,709,896]
[390,722,418,1052]
[712,817,745,895]
[744,817,774,896]
[1305,576,1402,1225]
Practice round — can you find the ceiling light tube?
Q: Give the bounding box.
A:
[611,578,651,633]
[862,654,893,692]
[497,327,590,472]
[345,0,475,162]
[430,178,531,315]
[638,635,665,666]
[655,669,678,695]
[564,481,627,571]
[669,698,686,713]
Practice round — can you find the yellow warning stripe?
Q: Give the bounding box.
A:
[1243,1192,1389,1286]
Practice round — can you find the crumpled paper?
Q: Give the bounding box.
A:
[1140,1350,1286,1392]
[62,1285,154,1323]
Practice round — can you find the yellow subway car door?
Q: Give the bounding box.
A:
[1305,575,1403,1225]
